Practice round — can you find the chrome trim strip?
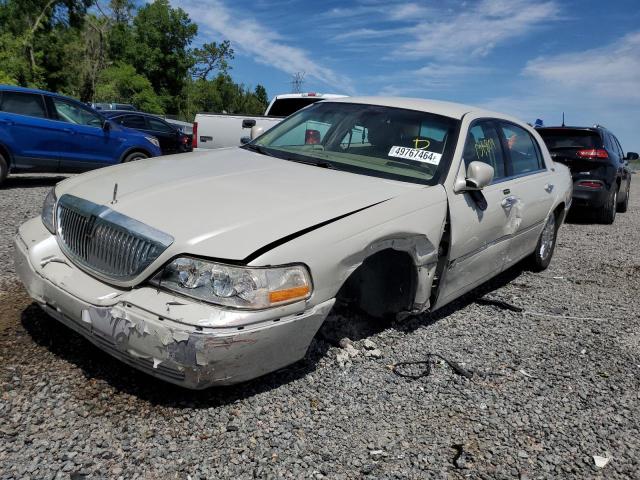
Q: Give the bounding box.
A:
[449,219,544,268]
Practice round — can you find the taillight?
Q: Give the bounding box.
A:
[577,180,603,189]
[192,122,198,148]
[576,148,608,159]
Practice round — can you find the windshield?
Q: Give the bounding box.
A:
[249,102,460,185]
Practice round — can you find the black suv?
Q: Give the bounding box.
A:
[537,125,638,224]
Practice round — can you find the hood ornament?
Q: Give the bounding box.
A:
[111,183,118,204]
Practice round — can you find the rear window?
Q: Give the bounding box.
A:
[538,129,600,149]
[0,91,47,118]
[267,98,323,117]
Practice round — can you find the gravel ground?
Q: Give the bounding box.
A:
[1,173,639,479]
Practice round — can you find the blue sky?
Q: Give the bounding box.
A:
[172,0,640,152]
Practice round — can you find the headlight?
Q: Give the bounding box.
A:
[150,257,312,309]
[41,188,57,234]
[145,136,160,148]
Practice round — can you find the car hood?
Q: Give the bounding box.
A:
[56,148,422,261]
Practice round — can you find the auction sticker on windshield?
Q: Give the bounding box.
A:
[388,146,442,165]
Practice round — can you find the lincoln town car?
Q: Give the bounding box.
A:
[14,97,572,389]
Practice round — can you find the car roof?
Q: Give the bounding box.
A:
[0,84,68,97]
[324,96,516,121]
[537,126,600,133]
[102,110,163,119]
[272,93,348,100]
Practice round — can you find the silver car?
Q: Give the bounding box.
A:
[14,97,572,389]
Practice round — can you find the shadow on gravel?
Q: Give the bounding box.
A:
[19,263,528,408]
[563,207,601,225]
[2,175,68,189]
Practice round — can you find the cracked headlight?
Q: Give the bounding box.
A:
[150,258,312,309]
[41,188,57,234]
[145,136,160,148]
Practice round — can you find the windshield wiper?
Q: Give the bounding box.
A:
[241,143,276,157]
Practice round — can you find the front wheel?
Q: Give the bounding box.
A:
[122,151,148,163]
[528,212,557,272]
[0,152,8,187]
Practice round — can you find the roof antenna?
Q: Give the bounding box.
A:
[561,112,565,127]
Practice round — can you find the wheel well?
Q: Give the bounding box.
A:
[0,143,12,167]
[336,249,417,320]
[120,148,151,163]
[553,202,565,224]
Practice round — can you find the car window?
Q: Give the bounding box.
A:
[52,98,103,127]
[463,121,506,180]
[538,130,600,149]
[147,117,175,134]
[253,102,460,185]
[0,92,47,118]
[118,115,147,129]
[501,123,543,175]
[613,136,625,158]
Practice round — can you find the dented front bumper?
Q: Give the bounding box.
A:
[14,218,333,389]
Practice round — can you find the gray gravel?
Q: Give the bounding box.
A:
[1,173,639,479]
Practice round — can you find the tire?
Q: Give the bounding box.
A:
[0,152,8,187]
[595,187,617,224]
[122,151,148,163]
[617,181,630,213]
[528,212,558,272]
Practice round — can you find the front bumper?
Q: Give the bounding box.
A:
[14,218,333,389]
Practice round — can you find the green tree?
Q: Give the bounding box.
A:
[254,84,269,110]
[191,40,234,80]
[95,63,164,113]
[127,0,197,110]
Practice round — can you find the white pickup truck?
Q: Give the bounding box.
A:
[193,92,346,149]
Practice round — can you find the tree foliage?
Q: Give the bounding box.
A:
[0,0,270,119]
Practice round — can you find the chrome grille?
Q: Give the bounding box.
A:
[56,194,173,282]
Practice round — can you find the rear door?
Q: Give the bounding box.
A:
[0,90,59,171]
[498,122,555,263]
[48,96,120,170]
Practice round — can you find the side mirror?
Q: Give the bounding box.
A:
[626,152,639,160]
[242,119,256,129]
[455,161,494,192]
[102,120,111,132]
[250,125,264,140]
[466,161,494,189]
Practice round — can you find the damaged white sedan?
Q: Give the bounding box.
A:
[14,97,572,389]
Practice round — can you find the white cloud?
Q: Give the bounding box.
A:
[326,0,558,60]
[481,32,640,152]
[172,0,354,93]
[400,0,558,59]
[524,32,640,100]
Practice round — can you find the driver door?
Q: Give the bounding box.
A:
[435,119,518,307]
[47,96,119,171]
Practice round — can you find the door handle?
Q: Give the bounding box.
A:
[62,128,75,135]
[545,183,554,193]
[0,119,14,126]
[501,196,518,208]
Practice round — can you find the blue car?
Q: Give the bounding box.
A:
[0,85,162,186]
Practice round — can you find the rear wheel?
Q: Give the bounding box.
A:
[528,212,557,272]
[122,151,148,163]
[596,187,617,224]
[617,181,630,213]
[0,152,8,187]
